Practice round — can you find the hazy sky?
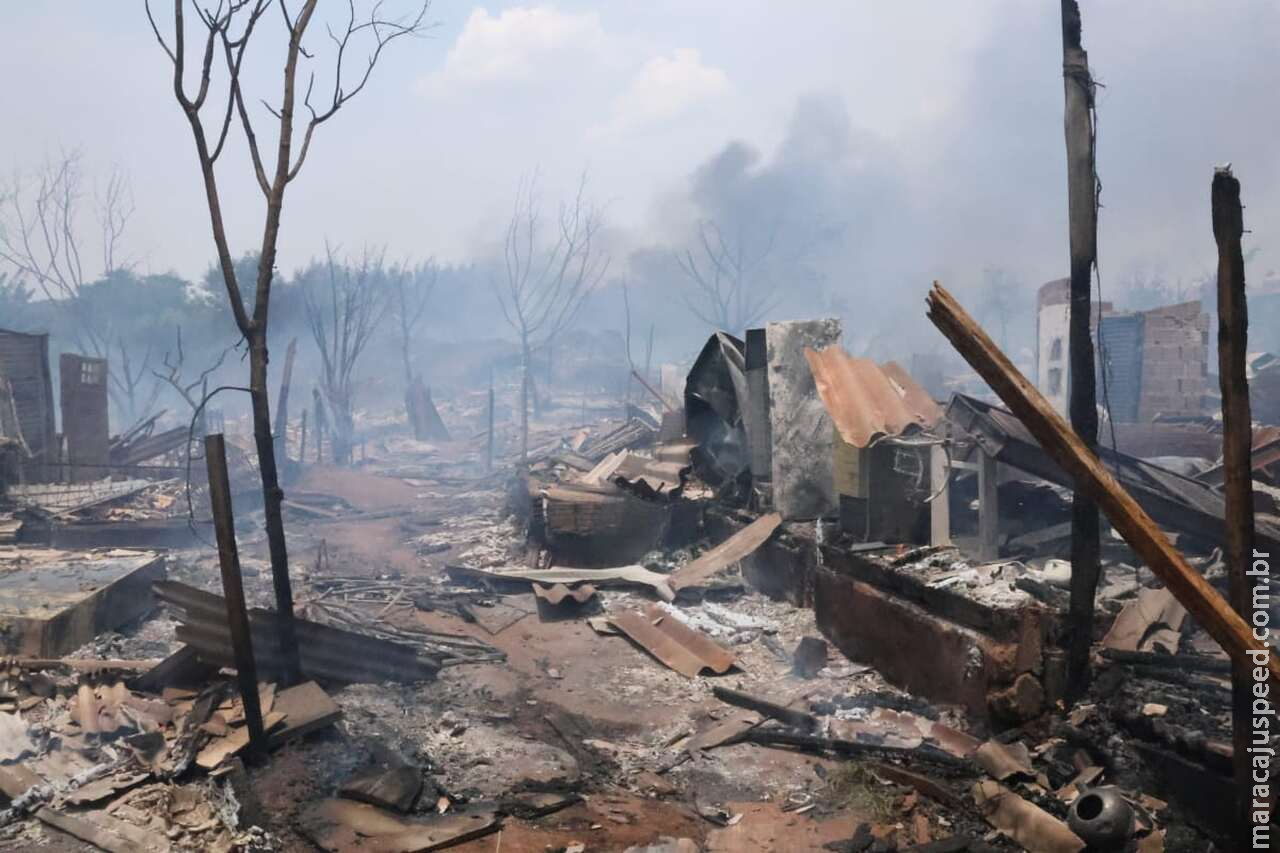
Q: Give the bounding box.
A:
[5,1,1280,307]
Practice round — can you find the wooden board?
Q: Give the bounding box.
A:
[269,680,343,744]
[0,764,166,853]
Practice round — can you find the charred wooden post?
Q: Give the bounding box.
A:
[298,409,308,467]
[1212,166,1265,845]
[204,433,267,756]
[273,337,298,461]
[1060,0,1102,702]
[925,282,1280,684]
[313,387,326,465]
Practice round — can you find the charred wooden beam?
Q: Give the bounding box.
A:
[925,282,1280,684]
[711,686,816,730]
[1212,165,1265,845]
[1061,0,1102,702]
[205,433,266,757]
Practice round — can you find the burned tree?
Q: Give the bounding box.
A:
[390,259,444,440]
[674,217,782,334]
[146,0,427,684]
[0,153,133,348]
[0,152,157,422]
[304,246,388,465]
[153,326,231,436]
[493,172,609,461]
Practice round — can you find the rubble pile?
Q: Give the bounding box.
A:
[0,308,1271,851]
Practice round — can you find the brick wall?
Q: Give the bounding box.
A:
[1137,302,1209,421]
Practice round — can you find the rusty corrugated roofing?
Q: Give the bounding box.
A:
[803,347,942,449]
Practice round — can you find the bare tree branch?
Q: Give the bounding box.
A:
[672,214,786,333]
[304,244,389,463]
[0,151,154,417]
[491,168,608,460]
[153,325,232,412]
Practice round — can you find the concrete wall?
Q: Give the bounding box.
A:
[710,509,1061,727]
[766,318,842,520]
[59,354,110,482]
[1036,279,1071,415]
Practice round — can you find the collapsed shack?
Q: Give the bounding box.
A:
[497,308,1280,849]
[0,326,221,554]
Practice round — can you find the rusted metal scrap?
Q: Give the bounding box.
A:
[972,780,1085,853]
[609,604,735,678]
[804,347,942,449]
[669,512,782,592]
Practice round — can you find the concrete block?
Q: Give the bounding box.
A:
[0,550,165,657]
[766,318,842,520]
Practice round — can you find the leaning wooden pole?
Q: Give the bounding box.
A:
[273,337,298,461]
[1060,0,1102,701]
[298,409,309,467]
[1212,166,1265,844]
[204,433,267,756]
[926,282,1280,684]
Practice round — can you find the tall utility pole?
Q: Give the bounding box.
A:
[1060,0,1102,702]
[1212,166,1262,849]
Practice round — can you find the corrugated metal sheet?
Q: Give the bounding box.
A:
[155,580,440,684]
[1097,313,1144,423]
[531,582,597,605]
[803,347,942,449]
[0,374,29,454]
[0,330,55,469]
[610,604,736,678]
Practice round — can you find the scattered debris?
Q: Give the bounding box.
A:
[792,635,829,679]
[971,780,1084,853]
[298,798,500,852]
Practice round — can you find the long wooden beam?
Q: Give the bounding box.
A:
[926,282,1280,682]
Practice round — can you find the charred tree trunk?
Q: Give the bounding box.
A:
[1061,0,1101,703]
[248,333,300,685]
[520,335,531,464]
[1212,167,1265,848]
[330,391,354,466]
